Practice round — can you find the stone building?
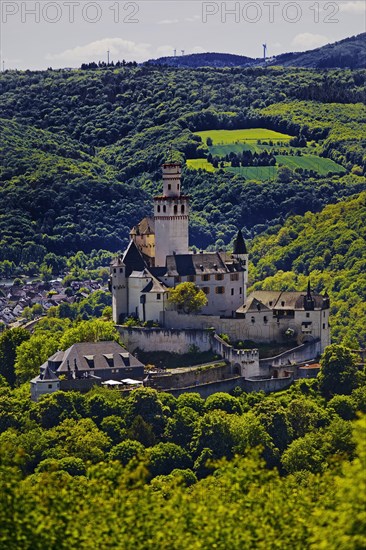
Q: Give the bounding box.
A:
[30,341,145,401]
[110,161,330,354]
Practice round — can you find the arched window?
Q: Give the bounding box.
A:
[181,205,185,213]
[157,205,161,213]
[163,205,166,213]
[174,205,178,214]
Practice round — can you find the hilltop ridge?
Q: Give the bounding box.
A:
[147,33,366,70]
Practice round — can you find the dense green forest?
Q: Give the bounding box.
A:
[1,64,365,346]
[0,328,365,547]
[0,65,365,265]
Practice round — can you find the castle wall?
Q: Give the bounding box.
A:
[147,362,234,390]
[116,326,213,354]
[163,310,328,353]
[165,375,293,398]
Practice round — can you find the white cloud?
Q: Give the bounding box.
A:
[185,15,201,22]
[46,38,152,65]
[339,1,366,13]
[291,33,330,51]
[158,19,179,25]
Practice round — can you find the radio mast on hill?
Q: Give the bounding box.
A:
[263,44,267,62]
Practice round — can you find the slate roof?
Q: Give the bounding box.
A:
[237,290,329,313]
[40,341,145,375]
[165,252,229,276]
[111,240,147,276]
[142,276,168,294]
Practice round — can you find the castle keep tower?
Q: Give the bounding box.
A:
[154,162,189,266]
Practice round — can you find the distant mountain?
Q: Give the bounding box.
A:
[146,33,366,70]
[273,33,366,69]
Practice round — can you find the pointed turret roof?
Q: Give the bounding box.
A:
[233,230,247,255]
[41,365,59,381]
[122,240,146,277]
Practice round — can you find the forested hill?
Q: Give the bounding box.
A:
[274,33,366,69]
[1,64,366,348]
[148,33,366,69]
[147,52,257,68]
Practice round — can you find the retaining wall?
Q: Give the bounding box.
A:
[117,326,213,354]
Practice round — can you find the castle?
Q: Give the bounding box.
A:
[110,162,331,356]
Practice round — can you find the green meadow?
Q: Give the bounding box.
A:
[276,155,346,175]
[195,128,293,144]
[186,158,216,172]
[186,128,346,179]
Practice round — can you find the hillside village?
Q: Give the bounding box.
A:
[0,279,106,327]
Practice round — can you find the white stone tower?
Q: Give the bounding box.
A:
[110,256,128,323]
[154,162,189,267]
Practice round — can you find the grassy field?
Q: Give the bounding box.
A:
[209,143,258,156]
[187,128,346,180]
[225,165,278,181]
[276,155,346,175]
[195,128,293,145]
[186,158,216,172]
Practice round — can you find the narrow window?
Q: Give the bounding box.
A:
[157,205,161,212]
[181,205,185,213]
[168,184,171,190]
[157,293,161,300]
[306,312,310,318]
[174,205,178,214]
[264,316,268,323]
[323,323,326,329]
[239,287,242,294]
[231,288,234,296]
[163,205,166,213]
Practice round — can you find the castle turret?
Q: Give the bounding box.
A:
[154,162,189,267]
[232,229,249,303]
[110,256,128,323]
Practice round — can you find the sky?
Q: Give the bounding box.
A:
[0,1,365,70]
